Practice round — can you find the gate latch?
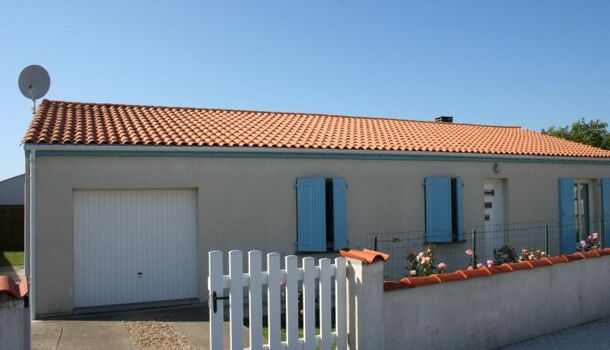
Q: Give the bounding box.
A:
[211,291,229,313]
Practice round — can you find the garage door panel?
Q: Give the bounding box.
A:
[74,189,197,308]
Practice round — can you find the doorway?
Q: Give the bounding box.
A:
[483,179,505,261]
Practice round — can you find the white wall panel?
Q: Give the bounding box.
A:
[73,189,197,308]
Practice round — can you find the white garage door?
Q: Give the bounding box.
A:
[73,189,198,308]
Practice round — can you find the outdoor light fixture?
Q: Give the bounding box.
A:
[493,162,501,173]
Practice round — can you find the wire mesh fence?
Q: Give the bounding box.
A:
[369,216,608,281]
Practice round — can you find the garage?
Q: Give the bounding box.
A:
[73,189,198,308]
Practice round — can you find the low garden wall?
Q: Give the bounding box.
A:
[382,250,610,349]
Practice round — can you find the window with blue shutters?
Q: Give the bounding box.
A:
[424,177,464,243]
[296,177,348,252]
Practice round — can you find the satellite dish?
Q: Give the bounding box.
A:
[18,65,51,113]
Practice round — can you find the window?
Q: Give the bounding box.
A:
[296,177,347,252]
[573,180,592,242]
[424,177,464,243]
[559,178,595,253]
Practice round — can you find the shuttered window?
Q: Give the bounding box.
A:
[424,177,464,243]
[558,178,576,254]
[296,177,348,252]
[602,178,610,248]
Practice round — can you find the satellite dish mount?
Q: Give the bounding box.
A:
[18,65,51,114]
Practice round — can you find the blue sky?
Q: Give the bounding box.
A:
[1,1,609,179]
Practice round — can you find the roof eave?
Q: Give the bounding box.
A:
[23,143,610,164]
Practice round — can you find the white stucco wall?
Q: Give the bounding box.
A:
[25,151,610,316]
[383,255,610,350]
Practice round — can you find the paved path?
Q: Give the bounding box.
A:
[501,317,610,349]
[0,265,25,282]
[32,305,244,350]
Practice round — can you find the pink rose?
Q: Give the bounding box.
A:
[467,266,474,270]
[423,257,431,264]
[476,263,484,269]
[580,240,587,247]
[465,249,473,256]
[438,262,448,270]
[486,260,494,267]
[592,232,599,239]
[528,254,535,260]
[280,280,287,288]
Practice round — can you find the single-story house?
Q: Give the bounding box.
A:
[0,174,25,251]
[23,99,610,318]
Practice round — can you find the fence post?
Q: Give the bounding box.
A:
[472,229,477,266]
[601,215,605,248]
[374,236,378,251]
[545,224,549,254]
[267,253,282,350]
[248,251,263,350]
[229,250,244,349]
[335,257,347,350]
[208,251,224,350]
[346,256,385,350]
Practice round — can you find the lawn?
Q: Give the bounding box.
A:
[0,251,24,267]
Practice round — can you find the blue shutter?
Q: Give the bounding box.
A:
[332,178,348,250]
[558,178,575,254]
[455,177,464,241]
[425,177,453,243]
[296,178,326,252]
[602,178,610,248]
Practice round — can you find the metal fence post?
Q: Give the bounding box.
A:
[545,224,549,254]
[374,236,378,251]
[472,229,477,266]
[598,214,606,248]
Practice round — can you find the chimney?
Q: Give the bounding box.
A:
[435,116,453,123]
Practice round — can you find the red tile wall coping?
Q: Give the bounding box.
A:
[0,275,28,299]
[384,249,610,292]
[340,249,390,264]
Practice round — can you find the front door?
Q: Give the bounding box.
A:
[483,179,505,261]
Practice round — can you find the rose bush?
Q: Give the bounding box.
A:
[406,244,447,277]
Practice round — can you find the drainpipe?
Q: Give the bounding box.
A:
[28,149,36,320]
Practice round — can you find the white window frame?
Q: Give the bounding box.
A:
[574,178,595,240]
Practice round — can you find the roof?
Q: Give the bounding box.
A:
[23,99,610,158]
[0,174,25,206]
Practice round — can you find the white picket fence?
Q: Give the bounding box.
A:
[208,250,347,350]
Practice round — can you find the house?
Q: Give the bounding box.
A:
[23,99,610,318]
[0,174,25,251]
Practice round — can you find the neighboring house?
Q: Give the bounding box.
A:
[23,99,610,318]
[0,174,24,250]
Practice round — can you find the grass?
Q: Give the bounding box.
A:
[0,251,24,267]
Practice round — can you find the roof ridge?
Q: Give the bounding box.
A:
[40,99,525,129]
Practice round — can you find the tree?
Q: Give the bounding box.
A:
[542,118,610,150]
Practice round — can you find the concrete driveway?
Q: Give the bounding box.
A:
[32,305,243,350]
[501,316,610,350]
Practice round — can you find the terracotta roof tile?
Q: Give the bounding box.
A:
[340,249,390,264]
[0,276,28,299]
[22,100,610,158]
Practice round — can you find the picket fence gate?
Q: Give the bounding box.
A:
[208,250,348,350]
